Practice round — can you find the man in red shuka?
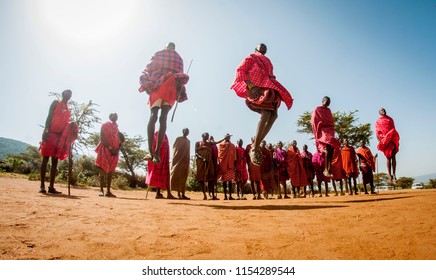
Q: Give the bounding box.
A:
[139,42,189,163]
[311,96,341,178]
[375,108,400,184]
[235,139,248,200]
[231,43,293,166]
[341,138,359,195]
[95,113,124,197]
[39,89,77,194]
[218,134,237,200]
[146,132,176,199]
[356,140,377,195]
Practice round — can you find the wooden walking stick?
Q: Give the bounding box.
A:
[375,153,379,193]
[68,143,72,196]
[171,59,193,122]
[146,185,150,199]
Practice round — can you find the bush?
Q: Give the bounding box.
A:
[28,172,40,181]
[111,175,131,190]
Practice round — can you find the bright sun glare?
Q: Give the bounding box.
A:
[37,0,141,47]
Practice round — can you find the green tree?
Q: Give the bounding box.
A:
[20,146,42,172]
[118,133,147,187]
[428,179,436,188]
[297,110,372,148]
[374,172,389,186]
[4,146,42,174]
[3,156,26,173]
[396,177,414,189]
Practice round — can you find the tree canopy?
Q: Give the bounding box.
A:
[296,110,372,148]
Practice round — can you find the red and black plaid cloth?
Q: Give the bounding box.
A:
[139,49,189,102]
[230,52,293,110]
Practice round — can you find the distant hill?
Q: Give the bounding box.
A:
[414,173,436,184]
[0,137,32,159]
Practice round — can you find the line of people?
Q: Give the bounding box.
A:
[190,133,380,201]
[38,42,399,200]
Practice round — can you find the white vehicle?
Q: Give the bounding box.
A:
[376,185,389,191]
[412,183,424,189]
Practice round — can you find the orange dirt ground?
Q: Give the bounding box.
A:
[0,175,435,260]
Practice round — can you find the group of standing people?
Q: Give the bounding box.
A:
[39,89,124,197]
[38,42,400,200]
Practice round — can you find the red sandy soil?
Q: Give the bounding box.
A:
[0,174,435,260]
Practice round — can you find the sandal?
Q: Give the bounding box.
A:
[143,151,153,161]
[105,192,116,197]
[48,187,62,194]
[152,153,161,163]
[250,149,263,166]
[155,193,165,199]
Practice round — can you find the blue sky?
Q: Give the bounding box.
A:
[1,0,435,177]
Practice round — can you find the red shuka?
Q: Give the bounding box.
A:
[375,115,400,159]
[235,146,248,185]
[287,146,308,187]
[146,132,170,190]
[95,121,120,174]
[40,101,77,160]
[341,145,358,177]
[230,52,293,110]
[218,141,236,182]
[311,105,341,153]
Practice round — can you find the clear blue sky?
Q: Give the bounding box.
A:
[1,0,435,177]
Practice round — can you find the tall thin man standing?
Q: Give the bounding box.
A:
[39,89,78,194]
[170,128,191,200]
[95,113,123,197]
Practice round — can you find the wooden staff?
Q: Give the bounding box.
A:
[171,59,193,122]
[375,153,379,193]
[68,143,72,196]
